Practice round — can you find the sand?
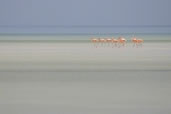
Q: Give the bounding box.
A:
[0,42,171,114]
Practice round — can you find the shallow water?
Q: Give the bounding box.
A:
[0,33,171,42]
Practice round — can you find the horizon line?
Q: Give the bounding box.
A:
[1,33,171,35]
[1,25,171,28]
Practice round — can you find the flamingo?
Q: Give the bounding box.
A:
[131,37,144,47]
[137,38,143,47]
[131,37,138,47]
[106,38,112,46]
[99,38,106,46]
[91,38,98,47]
[118,36,126,47]
[111,37,118,47]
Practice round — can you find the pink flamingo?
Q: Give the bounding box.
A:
[131,37,144,47]
[118,36,126,47]
[106,38,112,46]
[137,38,144,47]
[111,37,118,47]
[131,37,138,47]
[99,38,106,46]
[91,38,99,47]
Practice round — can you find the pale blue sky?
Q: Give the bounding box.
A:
[0,0,171,33]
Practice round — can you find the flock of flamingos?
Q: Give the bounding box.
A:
[91,36,144,48]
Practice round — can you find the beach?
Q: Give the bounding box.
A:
[0,39,171,114]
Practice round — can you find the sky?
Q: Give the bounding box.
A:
[0,0,171,34]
